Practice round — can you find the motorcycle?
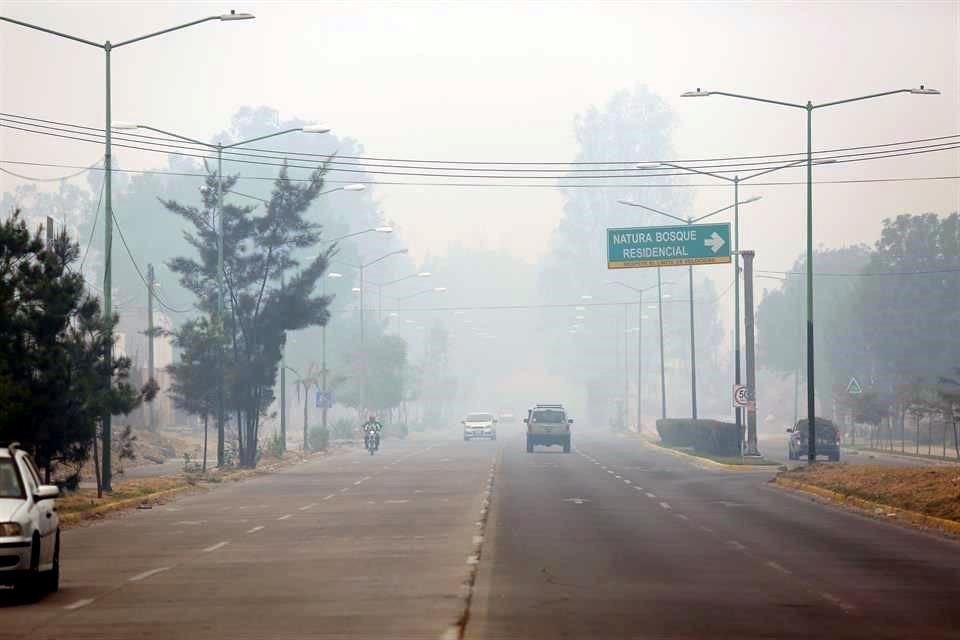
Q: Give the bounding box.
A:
[364,431,380,455]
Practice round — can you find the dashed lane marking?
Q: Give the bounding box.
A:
[129,567,171,582]
[819,591,856,612]
[247,526,265,534]
[64,599,94,610]
[203,541,230,553]
[645,492,657,499]
[299,503,317,511]
[322,494,335,501]
[726,540,747,552]
[277,514,292,521]
[764,561,792,575]
[675,513,689,521]
[659,502,672,510]
[385,499,410,504]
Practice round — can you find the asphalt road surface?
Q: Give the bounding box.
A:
[5,432,960,639]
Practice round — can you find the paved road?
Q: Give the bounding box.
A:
[468,431,960,640]
[3,438,494,639]
[6,432,960,639]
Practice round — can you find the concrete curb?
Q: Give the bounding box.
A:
[773,476,960,537]
[638,435,777,472]
[441,449,500,640]
[59,484,196,527]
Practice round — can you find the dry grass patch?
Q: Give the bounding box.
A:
[780,464,960,522]
[57,476,187,517]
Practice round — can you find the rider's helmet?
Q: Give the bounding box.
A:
[368,414,376,422]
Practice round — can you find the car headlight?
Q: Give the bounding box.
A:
[0,522,23,537]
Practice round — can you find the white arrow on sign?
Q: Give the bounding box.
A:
[705,232,726,254]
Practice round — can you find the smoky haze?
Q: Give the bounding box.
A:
[1,0,958,433]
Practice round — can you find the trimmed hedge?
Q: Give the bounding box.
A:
[657,419,741,457]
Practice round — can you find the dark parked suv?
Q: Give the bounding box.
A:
[787,417,841,461]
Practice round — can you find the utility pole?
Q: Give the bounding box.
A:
[637,300,643,433]
[657,267,667,420]
[687,258,698,419]
[302,377,309,452]
[279,274,286,452]
[624,304,629,431]
[742,250,759,456]
[147,264,155,432]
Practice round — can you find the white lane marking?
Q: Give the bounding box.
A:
[322,494,335,501]
[385,499,409,504]
[645,492,657,498]
[624,479,632,484]
[247,526,264,534]
[727,540,746,551]
[277,514,292,521]
[615,475,622,479]
[606,470,615,475]
[466,555,479,565]
[203,541,230,553]
[765,560,792,575]
[299,503,317,511]
[174,520,203,526]
[699,525,714,533]
[675,513,689,521]
[129,566,171,582]
[659,501,672,510]
[820,591,856,612]
[339,487,349,493]
[473,536,484,545]
[64,598,94,610]
[634,486,644,491]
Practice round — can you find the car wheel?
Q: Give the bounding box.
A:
[45,531,60,593]
[563,439,571,453]
[526,441,533,453]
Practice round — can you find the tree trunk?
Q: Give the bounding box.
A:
[928,417,933,456]
[93,428,102,498]
[202,413,209,472]
[915,414,920,456]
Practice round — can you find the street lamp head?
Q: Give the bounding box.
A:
[111,121,139,130]
[351,287,361,293]
[327,272,343,279]
[434,287,448,293]
[417,271,432,278]
[581,295,593,300]
[301,124,331,134]
[375,226,394,234]
[342,184,366,192]
[219,10,256,20]
[681,88,713,97]
[910,85,940,95]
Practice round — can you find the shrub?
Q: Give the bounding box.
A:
[308,425,330,451]
[331,418,356,440]
[263,431,285,459]
[657,419,740,457]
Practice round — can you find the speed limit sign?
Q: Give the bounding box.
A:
[733,384,749,408]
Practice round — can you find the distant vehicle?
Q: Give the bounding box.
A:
[498,412,516,424]
[463,412,497,441]
[525,404,572,453]
[0,443,61,594]
[787,418,841,461]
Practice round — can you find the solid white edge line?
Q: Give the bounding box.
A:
[203,541,230,552]
[64,598,94,610]
[246,525,265,534]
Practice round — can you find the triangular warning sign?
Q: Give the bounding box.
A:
[846,377,863,394]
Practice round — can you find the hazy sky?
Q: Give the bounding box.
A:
[2,0,959,282]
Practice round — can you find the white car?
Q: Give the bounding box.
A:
[462,412,497,441]
[0,444,61,594]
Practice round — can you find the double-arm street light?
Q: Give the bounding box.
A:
[682,84,939,461]
[365,272,433,323]
[640,158,833,449]
[608,280,674,431]
[617,198,761,419]
[0,9,254,491]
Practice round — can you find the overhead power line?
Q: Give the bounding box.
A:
[4,110,959,169]
[3,159,959,190]
[1,113,959,179]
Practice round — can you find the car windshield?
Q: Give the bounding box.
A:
[532,409,565,423]
[0,458,24,499]
[466,413,494,422]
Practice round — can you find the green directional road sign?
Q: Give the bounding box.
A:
[607,222,732,269]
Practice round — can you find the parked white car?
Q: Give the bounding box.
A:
[0,444,60,594]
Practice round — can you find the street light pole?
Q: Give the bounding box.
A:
[657,268,667,420]
[0,10,255,491]
[681,84,939,461]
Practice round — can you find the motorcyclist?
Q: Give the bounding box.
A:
[362,414,383,450]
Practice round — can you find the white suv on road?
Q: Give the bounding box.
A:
[0,443,61,594]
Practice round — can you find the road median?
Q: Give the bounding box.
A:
[634,432,779,471]
[774,464,960,537]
